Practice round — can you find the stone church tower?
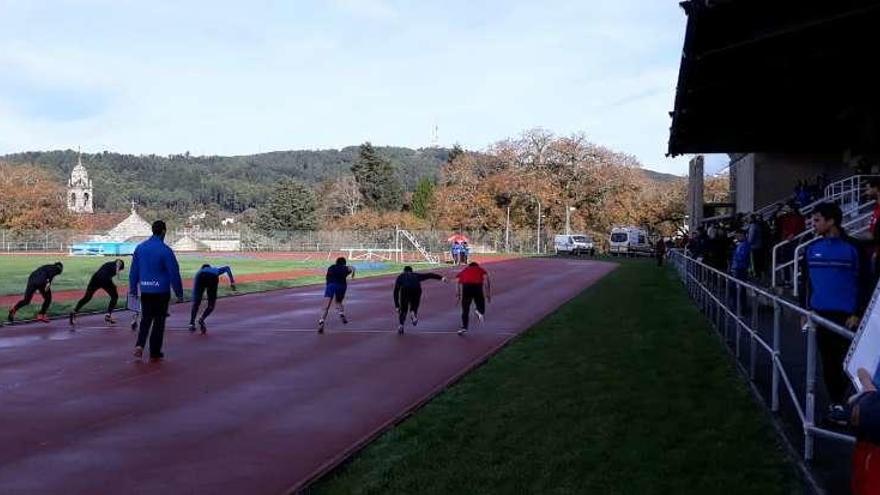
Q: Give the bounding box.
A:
[67,152,94,214]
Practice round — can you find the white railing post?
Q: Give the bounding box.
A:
[771,300,781,412]
[804,317,818,461]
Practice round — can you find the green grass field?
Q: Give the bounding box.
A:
[310,259,801,495]
[0,254,411,319]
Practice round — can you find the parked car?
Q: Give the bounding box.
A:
[608,227,652,256]
[554,234,596,256]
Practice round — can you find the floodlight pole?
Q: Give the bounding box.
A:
[505,206,511,253]
[536,200,542,254]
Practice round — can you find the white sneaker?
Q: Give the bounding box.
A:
[397,324,404,335]
[475,311,484,323]
[318,319,325,334]
[457,327,468,335]
[411,314,418,326]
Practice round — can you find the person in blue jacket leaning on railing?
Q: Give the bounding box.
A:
[800,202,870,425]
[129,220,184,361]
[729,229,751,280]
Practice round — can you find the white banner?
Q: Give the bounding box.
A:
[845,281,880,392]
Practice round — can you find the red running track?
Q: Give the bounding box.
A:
[0,258,615,494]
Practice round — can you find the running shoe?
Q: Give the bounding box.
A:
[339,313,348,325]
[7,310,14,324]
[397,324,404,335]
[318,319,325,334]
[188,323,196,333]
[104,314,116,325]
[69,312,76,327]
[475,311,484,323]
[130,319,138,331]
[411,314,418,326]
[149,352,164,361]
[198,319,207,335]
[36,314,50,323]
[133,346,144,358]
[457,327,468,335]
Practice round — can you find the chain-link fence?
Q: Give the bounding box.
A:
[0,228,582,257]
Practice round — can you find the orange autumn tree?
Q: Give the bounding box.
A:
[0,162,74,231]
[493,129,649,234]
[432,129,671,238]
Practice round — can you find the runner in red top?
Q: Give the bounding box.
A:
[455,262,491,335]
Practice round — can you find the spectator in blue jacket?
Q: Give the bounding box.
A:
[189,264,236,334]
[129,220,184,360]
[730,230,751,280]
[451,241,462,265]
[801,202,868,423]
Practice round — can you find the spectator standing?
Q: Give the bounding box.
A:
[730,230,751,280]
[655,237,667,267]
[747,214,766,279]
[775,202,806,285]
[864,177,880,287]
[801,203,867,423]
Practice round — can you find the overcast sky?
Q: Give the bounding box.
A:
[0,0,726,175]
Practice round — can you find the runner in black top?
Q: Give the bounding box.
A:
[7,262,64,324]
[318,257,355,333]
[393,266,446,334]
[69,259,125,327]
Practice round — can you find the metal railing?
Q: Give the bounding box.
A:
[668,249,855,461]
[824,174,880,210]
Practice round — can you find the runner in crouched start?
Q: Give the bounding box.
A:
[69,259,125,327]
[189,264,236,334]
[7,262,64,324]
[456,261,491,335]
[318,257,355,333]
[393,266,446,334]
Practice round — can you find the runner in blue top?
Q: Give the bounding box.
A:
[189,264,236,334]
[318,257,355,333]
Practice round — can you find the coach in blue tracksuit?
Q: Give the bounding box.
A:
[189,264,236,334]
[801,202,869,423]
[129,220,184,360]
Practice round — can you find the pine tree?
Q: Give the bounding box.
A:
[411,177,434,219]
[256,179,317,231]
[447,143,464,164]
[351,142,403,211]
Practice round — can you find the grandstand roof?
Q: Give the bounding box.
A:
[668,0,880,156]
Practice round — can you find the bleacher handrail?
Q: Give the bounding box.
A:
[667,249,855,463]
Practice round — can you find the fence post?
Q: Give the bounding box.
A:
[750,288,758,380]
[724,277,730,342]
[735,284,742,359]
[804,317,817,461]
[771,300,781,412]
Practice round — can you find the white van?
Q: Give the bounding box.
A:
[554,234,595,256]
[608,227,651,256]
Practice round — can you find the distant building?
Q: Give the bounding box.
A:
[104,204,152,242]
[67,152,94,214]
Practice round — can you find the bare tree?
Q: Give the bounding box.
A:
[323,174,363,218]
